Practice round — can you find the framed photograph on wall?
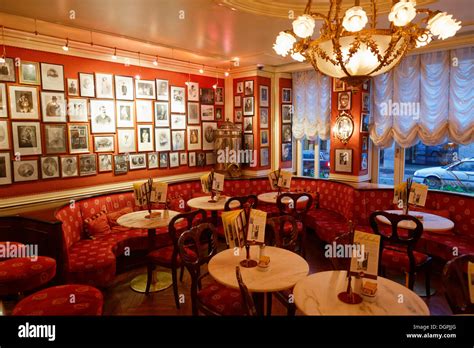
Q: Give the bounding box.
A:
[260,130,269,147]
[137,125,154,152]
[187,82,199,102]
[0,83,7,117]
[40,63,64,91]
[260,148,269,167]
[156,79,169,101]
[155,128,171,152]
[9,85,39,119]
[201,105,214,121]
[169,152,179,168]
[136,100,153,123]
[90,100,116,133]
[67,78,79,96]
[244,80,254,96]
[98,154,113,172]
[362,92,370,112]
[236,82,244,94]
[67,98,88,122]
[362,136,368,151]
[333,78,345,92]
[234,95,241,107]
[335,148,353,173]
[171,130,185,151]
[187,125,201,151]
[114,154,128,175]
[129,153,147,170]
[44,124,67,154]
[361,153,368,171]
[154,101,169,127]
[94,135,115,153]
[0,58,16,82]
[206,152,216,165]
[243,116,253,134]
[202,122,217,151]
[79,73,95,97]
[188,152,196,167]
[337,91,351,111]
[0,152,12,185]
[117,101,135,128]
[159,152,168,168]
[0,120,9,149]
[136,79,156,99]
[244,134,254,150]
[235,109,242,123]
[243,96,254,116]
[260,85,269,107]
[361,113,370,132]
[13,160,39,182]
[282,88,292,103]
[170,114,186,130]
[147,152,159,169]
[215,107,223,121]
[79,154,97,176]
[282,124,292,143]
[12,122,42,155]
[281,143,292,162]
[196,152,206,167]
[281,104,292,123]
[68,124,90,154]
[200,88,214,105]
[260,108,268,128]
[61,156,78,177]
[117,128,136,153]
[114,75,134,101]
[187,102,200,124]
[20,61,40,85]
[170,86,186,113]
[215,87,224,105]
[40,156,60,179]
[41,92,67,122]
[180,152,187,165]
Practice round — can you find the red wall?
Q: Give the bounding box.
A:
[279,78,292,169]
[0,46,224,198]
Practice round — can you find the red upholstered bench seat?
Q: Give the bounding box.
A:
[416,232,474,261]
[306,208,350,243]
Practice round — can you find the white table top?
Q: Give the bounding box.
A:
[116,209,179,229]
[208,246,309,293]
[377,210,454,232]
[257,192,309,204]
[187,195,238,211]
[293,271,430,316]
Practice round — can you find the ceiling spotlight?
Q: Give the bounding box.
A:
[199,68,204,74]
[135,74,141,80]
[153,57,158,66]
[224,71,230,77]
[212,84,217,89]
[0,55,5,64]
[112,48,117,60]
[62,39,69,51]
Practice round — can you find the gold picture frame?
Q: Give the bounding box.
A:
[19,61,41,85]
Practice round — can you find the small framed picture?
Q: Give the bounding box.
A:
[215,107,224,121]
[0,83,7,118]
[20,61,40,85]
[282,143,292,162]
[155,128,171,152]
[362,92,370,112]
[194,152,204,167]
[282,88,292,103]
[361,113,370,132]
[0,152,12,185]
[67,78,79,96]
[136,79,156,99]
[90,100,116,133]
[114,75,134,101]
[137,125,154,152]
[187,82,199,102]
[13,159,39,182]
[260,130,269,147]
[236,82,244,94]
[235,109,243,123]
[243,96,254,116]
[201,105,214,121]
[79,154,97,176]
[234,95,241,107]
[333,78,345,92]
[200,88,215,105]
[361,153,368,171]
[117,101,135,128]
[44,124,67,154]
[281,104,292,123]
[68,124,90,154]
[215,87,224,105]
[41,92,67,122]
[188,152,196,167]
[67,98,88,122]
[282,124,292,143]
[244,134,254,150]
[40,63,64,91]
[260,148,269,167]
[202,122,217,151]
[156,79,169,101]
[129,153,147,170]
[187,125,201,151]
[114,154,129,175]
[0,120,10,149]
[243,116,253,133]
[187,102,200,124]
[94,135,115,153]
[12,122,42,155]
[136,100,153,123]
[79,73,95,97]
[117,128,136,153]
[180,152,187,165]
[260,108,269,128]
[9,85,39,119]
[169,152,180,168]
[171,130,185,151]
[362,81,369,92]
[154,101,169,127]
[159,152,168,168]
[244,80,254,96]
[0,58,16,82]
[171,114,186,130]
[98,154,113,172]
[147,152,159,169]
[338,91,351,111]
[335,148,353,173]
[362,136,368,151]
[259,85,269,107]
[41,156,60,179]
[170,86,186,113]
[61,156,78,177]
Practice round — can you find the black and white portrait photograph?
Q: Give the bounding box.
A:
[155,128,171,152]
[171,114,186,130]
[260,108,268,128]
[117,101,135,128]
[12,122,42,155]
[9,85,39,119]
[90,100,116,133]
[195,152,205,167]
[200,88,214,105]
[0,153,12,185]
[169,152,179,168]
[187,82,199,102]
[129,154,147,170]
[281,143,292,162]
[282,124,292,143]
[114,154,128,175]
[68,124,90,154]
[114,75,134,101]
[335,148,353,173]
[13,160,38,182]
[117,128,136,153]
[215,87,224,105]
[61,156,78,177]
[94,136,115,153]
[235,109,242,123]
[45,124,67,154]
[281,104,293,123]
[171,86,186,113]
[20,61,40,85]
[154,101,169,127]
[362,136,368,151]
[156,79,169,101]
[147,152,159,169]
[172,130,185,151]
[362,92,370,112]
[136,79,156,99]
[79,154,97,176]
[98,154,113,172]
[244,80,254,96]
[243,96,254,116]
[159,152,168,168]
[215,107,223,121]
[0,83,7,118]
[361,113,370,132]
[40,63,64,91]
[337,91,351,111]
[187,125,201,151]
[236,82,244,94]
[244,134,254,150]
[136,100,153,123]
[201,105,214,121]
[333,78,345,92]
[260,85,269,107]
[260,148,269,167]
[41,92,67,122]
[243,116,253,134]
[0,120,9,149]
[260,130,269,147]
[206,152,216,165]
[138,125,153,152]
[67,78,79,96]
[187,102,200,124]
[67,98,88,122]
[188,152,196,167]
[202,122,217,151]
[234,95,241,107]
[282,88,292,103]
[180,152,187,165]
[41,156,60,179]
[361,153,368,171]
[0,58,16,82]
[79,73,95,97]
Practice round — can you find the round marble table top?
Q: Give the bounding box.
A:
[208,246,309,293]
[257,192,309,204]
[377,210,454,232]
[116,209,180,229]
[293,271,430,316]
[187,195,238,211]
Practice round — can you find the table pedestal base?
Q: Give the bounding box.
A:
[130,271,172,293]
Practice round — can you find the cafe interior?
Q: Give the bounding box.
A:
[0,0,473,318]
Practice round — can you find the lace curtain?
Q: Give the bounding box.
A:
[292,70,331,140]
[370,47,474,148]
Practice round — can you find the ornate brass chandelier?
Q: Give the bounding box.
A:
[273,0,462,86]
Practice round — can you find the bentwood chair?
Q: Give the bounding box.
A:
[218,195,258,244]
[178,223,247,316]
[442,254,474,314]
[276,192,313,258]
[329,221,355,271]
[369,211,432,296]
[235,266,257,316]
[145,209,206,309]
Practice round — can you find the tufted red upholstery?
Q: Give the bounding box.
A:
[197,282,245,316]
[382,247,430,272]
[12,284,103,316]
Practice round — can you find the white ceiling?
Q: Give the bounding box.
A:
[0,0,472,68]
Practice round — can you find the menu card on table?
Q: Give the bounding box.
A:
[200,172,225,193]
[469,261,474,304]
[247,209,267,244]
[268,169,280,190]
[349,230,381,280]
[408,182,428,206]
[221,208,267,248]
[133,180,168,206]
[278,171,292,189]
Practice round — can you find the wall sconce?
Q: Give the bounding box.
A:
[333,111,354,144]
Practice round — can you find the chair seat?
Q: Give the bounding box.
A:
[382,247,430,271]
[12,284,103,316]
[283,221,303,235]
[147,245,196,266]
[197,282,245,316]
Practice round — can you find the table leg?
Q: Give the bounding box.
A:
[252,292,265,316]
[210,210,219,227]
